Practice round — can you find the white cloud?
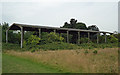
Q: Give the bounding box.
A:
[2,2,118,33]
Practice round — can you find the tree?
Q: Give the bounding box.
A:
[1,22,21,44]
[75,22,88,30]
[70,18,77,28]
[61,18,88,43]
[62,18,88,30]
[62,22,71,28]
[88,25,99,31]
[88,25,99,42]
[2,22,9,42]
[2,22,9,31]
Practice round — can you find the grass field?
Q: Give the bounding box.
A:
[2,53,67,73]
[2,48,118,73]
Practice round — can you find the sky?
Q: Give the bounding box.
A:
[0,0,119,33]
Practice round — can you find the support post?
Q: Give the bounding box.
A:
[97,32,99,44]
[78,31,80,44]
[54,29,56,33]
[67,31,69,43]
[39,28,41,38]
[105,33,107,43]
[21,27,23,48]
[6,30,8,43]
[88,32,90,43]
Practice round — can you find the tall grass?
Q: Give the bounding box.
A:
[2,42,118,51]
[5,48,118,73]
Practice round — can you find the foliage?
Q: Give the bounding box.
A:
[99,35,105,43]
[60,33,73,43]
[84,50,88,54]
[9,31,21,44]
[1,22,21,44]
[79,37,89,43]
[88,25,99,31]
[38,42,79,50]
[2,22,9,30]
[31,49,35,53]
[2,22,9,42]
[88,25,99,42]
[24,31,34,41]
[2,43,21,51]
[70,18,77,28]
[78,43,118,49]
[107,35,118,43]
[61,18,88,30]
[41,32,64,44]
[99,34,118,43]
[62,22,71,28]
[93,50,98,54]
[75,22,88,30]
[24,35,40,49]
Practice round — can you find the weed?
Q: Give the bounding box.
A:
[84,50,88,54]
[76,50,80,54]
[31,49,35,53]
[93,50,98,54]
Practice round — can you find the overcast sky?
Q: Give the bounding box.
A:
[1,1,118,33]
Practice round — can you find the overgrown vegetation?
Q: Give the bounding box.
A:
[3,48,118,73]
[1,21,119,52]
[23,35,40,49]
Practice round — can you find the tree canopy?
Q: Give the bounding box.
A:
[61,18,100,31]
[88,25,99,31]
[61,18,88,30]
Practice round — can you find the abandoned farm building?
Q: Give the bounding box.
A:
[6,23,113,48]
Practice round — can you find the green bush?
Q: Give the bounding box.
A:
[93,50,98,54]
[39,42,79,50]
[107,35,118,43]
[41,32,64,44]
[31,49,35,53]
[79,38,89,43]
[99,35,105,43]
[60,33,73,43]
[23,35,40,49]
[2,43,21,51]
[84,50,88,54]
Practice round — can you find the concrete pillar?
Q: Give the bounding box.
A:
[97,32,99,44]
[39,28,41,38]
[67,31,69,43]
[6,30,8,43]
[88,32,90,43]
[21,27,23,48]
[54,29,56,33]
[78,31,80,44]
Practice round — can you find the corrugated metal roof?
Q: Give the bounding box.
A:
[8,23,113,34]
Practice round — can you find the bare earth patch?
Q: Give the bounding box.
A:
[5,48,118,73]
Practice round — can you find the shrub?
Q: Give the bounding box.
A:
[80,38,89,43]
[41,32,64,44]
[99,35,105,43]
[93,50,98,54]
[31,49,35,53]
[84,50,88,54]
[107,35,118,43]
[39,42,79,50]
[24,35,40,49]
